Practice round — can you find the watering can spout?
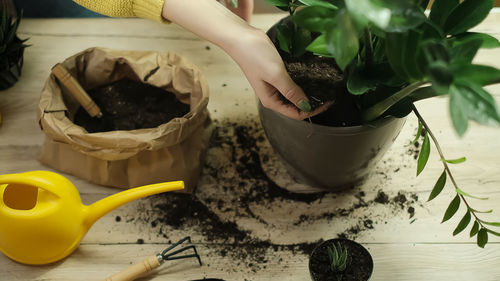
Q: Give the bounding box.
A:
[84,181,184,226]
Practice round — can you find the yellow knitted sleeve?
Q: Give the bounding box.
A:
[73,0,168,23]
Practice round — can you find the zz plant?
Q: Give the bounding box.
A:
[265,0,500,247]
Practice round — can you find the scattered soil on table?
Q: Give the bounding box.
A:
[126,117,421,274]
[309,239,373,281]
[74,78,190,133]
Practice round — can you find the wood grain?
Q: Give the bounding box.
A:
[1,14,500,281]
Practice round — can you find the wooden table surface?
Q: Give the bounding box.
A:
[1,13,500,281]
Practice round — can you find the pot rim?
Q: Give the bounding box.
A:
[309,238,374,281]
[258,100,406,136]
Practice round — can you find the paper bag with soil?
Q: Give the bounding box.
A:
[38,47,210,192]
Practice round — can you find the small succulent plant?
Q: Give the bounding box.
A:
[0,8,29,90]
[327,242,351,281]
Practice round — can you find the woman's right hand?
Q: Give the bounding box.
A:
[163,0,329,120]
[226,28,329,120]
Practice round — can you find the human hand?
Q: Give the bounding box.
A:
[227,29,329,120]
[162,0,328,119]
[222,0,254,22]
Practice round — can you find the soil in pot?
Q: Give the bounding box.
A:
[309,239,373,281]
[280,52,363,127]
[74,78,190,133]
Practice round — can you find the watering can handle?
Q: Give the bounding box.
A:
[0,171,72,199]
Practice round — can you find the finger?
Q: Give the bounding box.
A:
[257,85,332,120]
[268,72,312,113]
[255,85,314,120]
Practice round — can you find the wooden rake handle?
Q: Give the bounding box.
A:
[102,255,161,281]
[51,63,103,118]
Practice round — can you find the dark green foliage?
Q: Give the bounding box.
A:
[266,0,500,248]
[0,9,29,90]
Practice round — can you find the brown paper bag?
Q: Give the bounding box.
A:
[37,47,210,192]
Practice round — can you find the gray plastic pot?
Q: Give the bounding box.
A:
[258,101,406,191]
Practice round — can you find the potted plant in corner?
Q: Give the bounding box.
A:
[259,0,500,247]
[310,238,373,281]
[0,7,29,126]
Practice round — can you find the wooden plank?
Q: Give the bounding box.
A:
[2,13,500,281]
[1,243,499,281]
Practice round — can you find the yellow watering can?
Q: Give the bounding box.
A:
[0,171,184,265]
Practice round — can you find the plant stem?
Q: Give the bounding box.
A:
[362,81,427,122]
[412,105,485,229]
[364,29,374,67]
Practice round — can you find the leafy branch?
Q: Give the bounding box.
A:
[412,105,500,247]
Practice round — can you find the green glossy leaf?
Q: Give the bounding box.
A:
[429,0,458,27]
[263,0,289,7]
[277,24,292,53]
[453,64,500,86]
[347,63,377,95]
[293,6,337,32]
[480,221,500,227]
[453,211,471,236]
[292,26,312,57]
[450,39,482,64]
[449,85,469,136]
[324,10,359,70]
[444,0,494,35]
[477,228,488,248]
[470,221,480,237]
[409,86,444,103]
[422,19,445,40]
[442,195,460,223]
[403,29,424,80]
[452,32,500,49]
[345,0,390,29]
[487,229,500,237]
[385,32,410,80]
[417,132,430,176]
[298,0,338,9]
[469,208,493,214]
[443,157,466,164]
[449,83,500,136]
[422,40,450,63]
[427,61,453,95]
[428,170,447,201]
[306,34,333,57]
[409,121,423,146]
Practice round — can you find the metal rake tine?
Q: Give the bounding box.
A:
[163,245,201,265]
[164,254,202,266]
[160,236,192,256]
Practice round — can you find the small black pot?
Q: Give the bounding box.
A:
[309,239,373,281]
[0,44,25,90]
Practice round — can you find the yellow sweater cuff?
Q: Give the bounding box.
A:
[133,0,169,23]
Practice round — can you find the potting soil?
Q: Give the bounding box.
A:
[74,78,190,132]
